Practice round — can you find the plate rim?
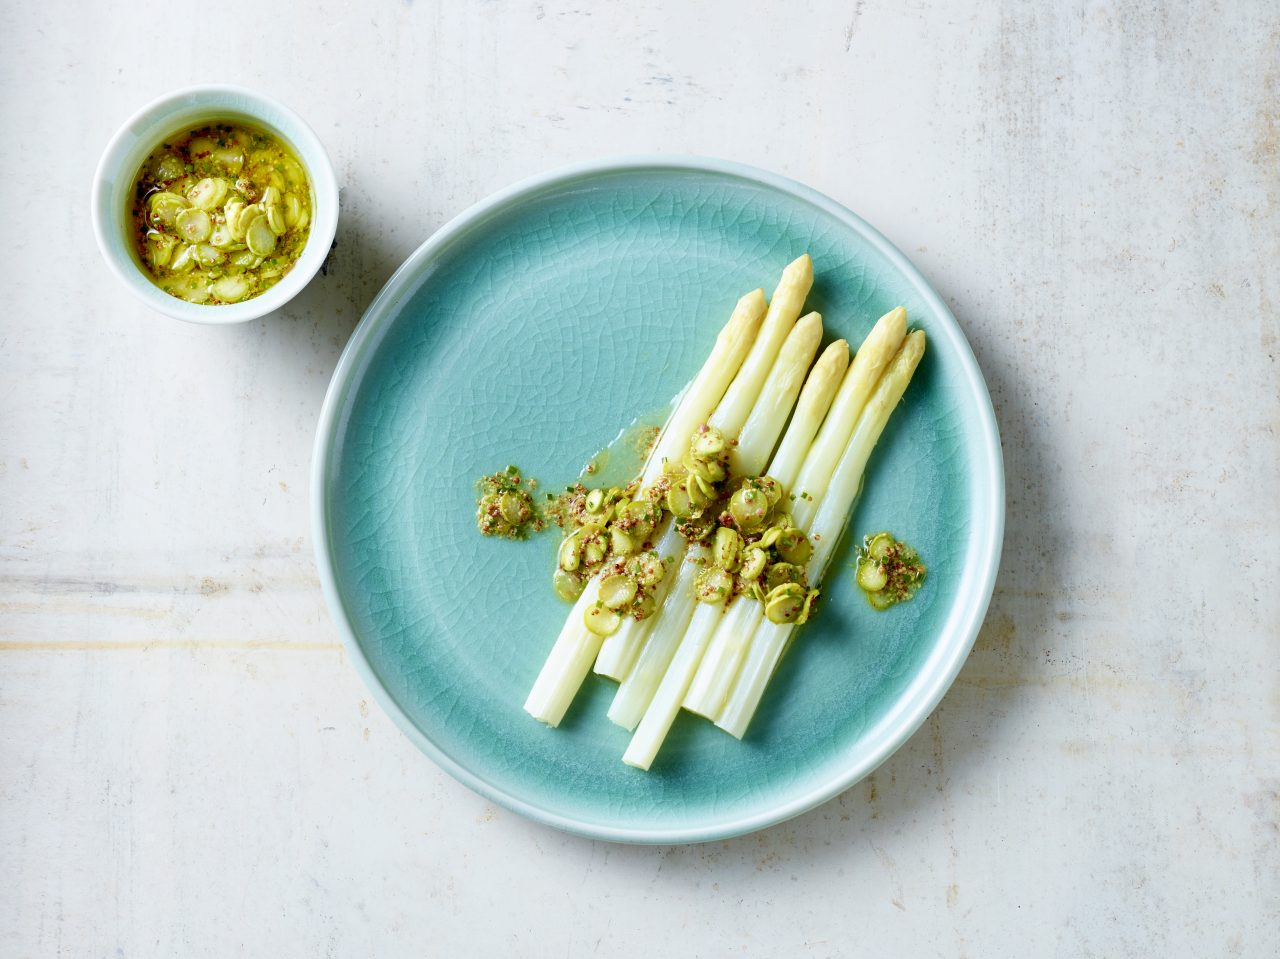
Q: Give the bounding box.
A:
[311,154,1005,844]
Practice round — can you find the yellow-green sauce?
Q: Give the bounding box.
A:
[469,424,830,636]
[475,466,545,539]
[130,122,313,305]
[855,532,926,610]
[538,425,820,633]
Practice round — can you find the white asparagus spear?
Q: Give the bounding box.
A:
[671,336,856,722]
[528,257,812,723]
[788,307,906,531]
[727,310,824,473]
[639,289,767,490]
[592,258,815,681]
[627,311,911,768]
[523,291,766,726]
[681,308,908,719]
[621,599,720,771]
[766,340,853,493]
[607,545,707,728]
[710,255,814,448]
[606,318,831,727]
[585,517,680,678]
[716,329,927,739]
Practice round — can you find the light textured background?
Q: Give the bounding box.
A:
[2,0,1277,956]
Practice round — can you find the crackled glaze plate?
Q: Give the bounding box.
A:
[312,157,1003,843]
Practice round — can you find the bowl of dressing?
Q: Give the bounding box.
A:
[92,85,338,324]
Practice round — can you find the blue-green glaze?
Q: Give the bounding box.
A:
[312,158,1003,844]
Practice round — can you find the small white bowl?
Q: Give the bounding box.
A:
[91,85,338,325]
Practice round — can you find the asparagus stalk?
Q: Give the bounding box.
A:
[788,307,906,531]
[607,545,707,729]
[523,290,766,726]
[618,340,850,764]
[606,317,830,728]
[716,330,927,739]
[727,310,824,472]
[681,308,908,719]
[675,591,763,720]
[628,311,908,765]
[592,257,815,681]
[710,256,814,449]
[638,289,768,490]
[621,597,721,771]
[587,517,679,679]
[527,257,812,723]
[766,340,854,492]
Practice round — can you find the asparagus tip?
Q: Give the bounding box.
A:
[786,252,814,280]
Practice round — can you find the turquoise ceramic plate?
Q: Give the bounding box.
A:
[313,157,1003,843]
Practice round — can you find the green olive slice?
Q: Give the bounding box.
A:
[755,476,783,507]
[209,222,241,250]
[665,479,696,518]
[629,592,657,621]
[553,567,584,602]
[278,155,306,188]
[868,533,895,561]
[775,527,812,566]
[175,208,212,243]
[609,527,636,555]
[756,526,783,549]
[627,551,665,589]
[739,546,767,581]
[264,202,287,236]
[624,500,660,538]
[188,136,216,159]
[690,426,726,459]
[147,192,189,230]
[283,192,302,228]
[212,147,244,173]
[188,177,230,211]
[558,531,584,572]
[686,472,713,509]
[168,245,196,273]
[145,232,177,268]
[764,583,807,624]
[498,491,529,525]
[729,486,769,531]
[797,589,819,624]
[856,559,888,592]
[153,155,186,182]
[162,274,210,304]
[584,603,622,637]
[684,453,726,484]
[694,566,733,604]
[244,214,277,256]
[224,199,247,239]
[582,524,608,566]
[190,244,224,268]
[868,588,897,611]
[599,574,638,610]
[211,274,251,303]
[712,527,742,572]
[764,562,803,592]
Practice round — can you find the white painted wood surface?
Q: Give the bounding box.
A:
[3,1,1277,955]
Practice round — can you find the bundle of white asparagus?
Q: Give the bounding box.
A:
[524,255,925,769]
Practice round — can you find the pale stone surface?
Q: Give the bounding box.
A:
[2,1,1277,956]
